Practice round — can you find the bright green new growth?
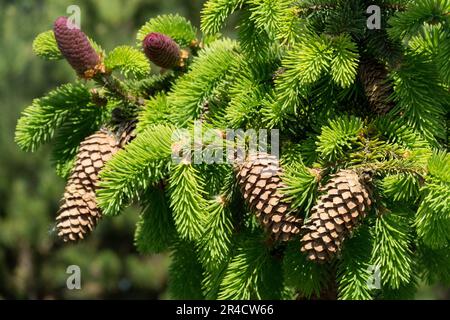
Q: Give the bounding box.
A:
[97,124,174,216]
[105,46,150,78]
[137,14,198,48]
[168,163,207,241]
[167,39,240,126]
[15,2,450,300]
[15,83,94,152]
[32,30,63,60]
[317,116,364,162]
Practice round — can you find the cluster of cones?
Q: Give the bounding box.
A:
[51,16,188,241]
[53,16,185,80]
[236,153,372,263]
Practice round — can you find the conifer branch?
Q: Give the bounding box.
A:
[96,74,146,108]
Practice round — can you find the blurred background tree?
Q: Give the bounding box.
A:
[0,0,206,299]
[0,0,447,300]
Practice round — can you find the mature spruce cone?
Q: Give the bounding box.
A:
[236,152,303,241]
[56,124,136,242]
[359,58,395,115]
[53,16,101,77]
[143,32,181,69]
[300,170,372,262]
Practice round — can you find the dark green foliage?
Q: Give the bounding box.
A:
[337,226,374,300]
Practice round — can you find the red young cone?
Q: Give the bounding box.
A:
[143,32,181,69]
[53,16,101,77]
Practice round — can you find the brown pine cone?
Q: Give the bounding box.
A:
[56,123,136,242]
[300,169,372,262]
[359,58,395,115]
[236,152,303,241]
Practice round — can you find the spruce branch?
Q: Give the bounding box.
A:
[168,163,207,241]
[283,242,332,299]
[97,124,174,216]
[390,53,447,144]
[370,208,414,290]
[197,195,234,271]
[218,233,283,300]
[316,115,364,163]
[104,46,151,79]
[337,226,374,300]
[388,0,450,40]
[15,82,93,152]
[134,186,176,254]
[201,0,246,35]
[95,74,146,108]
[281,162,320,214]
[169,240,205,299]
[168,39,241,126]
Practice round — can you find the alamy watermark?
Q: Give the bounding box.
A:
[171,121,280,165]
[366,264,381,290]
[66,5,81,29]
[66,265,81,290]
[367,5,382,30]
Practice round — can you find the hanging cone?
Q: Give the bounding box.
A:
[300,170,372,262]
[359,58,395,115]
[236,152,303,241]
[56,123,136,242]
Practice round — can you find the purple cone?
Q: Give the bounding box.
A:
[53,16,100,76]
[143,32,181,69]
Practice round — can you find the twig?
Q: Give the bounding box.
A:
[96,74,146,107]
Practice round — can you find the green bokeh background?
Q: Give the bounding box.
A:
[0,0,447,299]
